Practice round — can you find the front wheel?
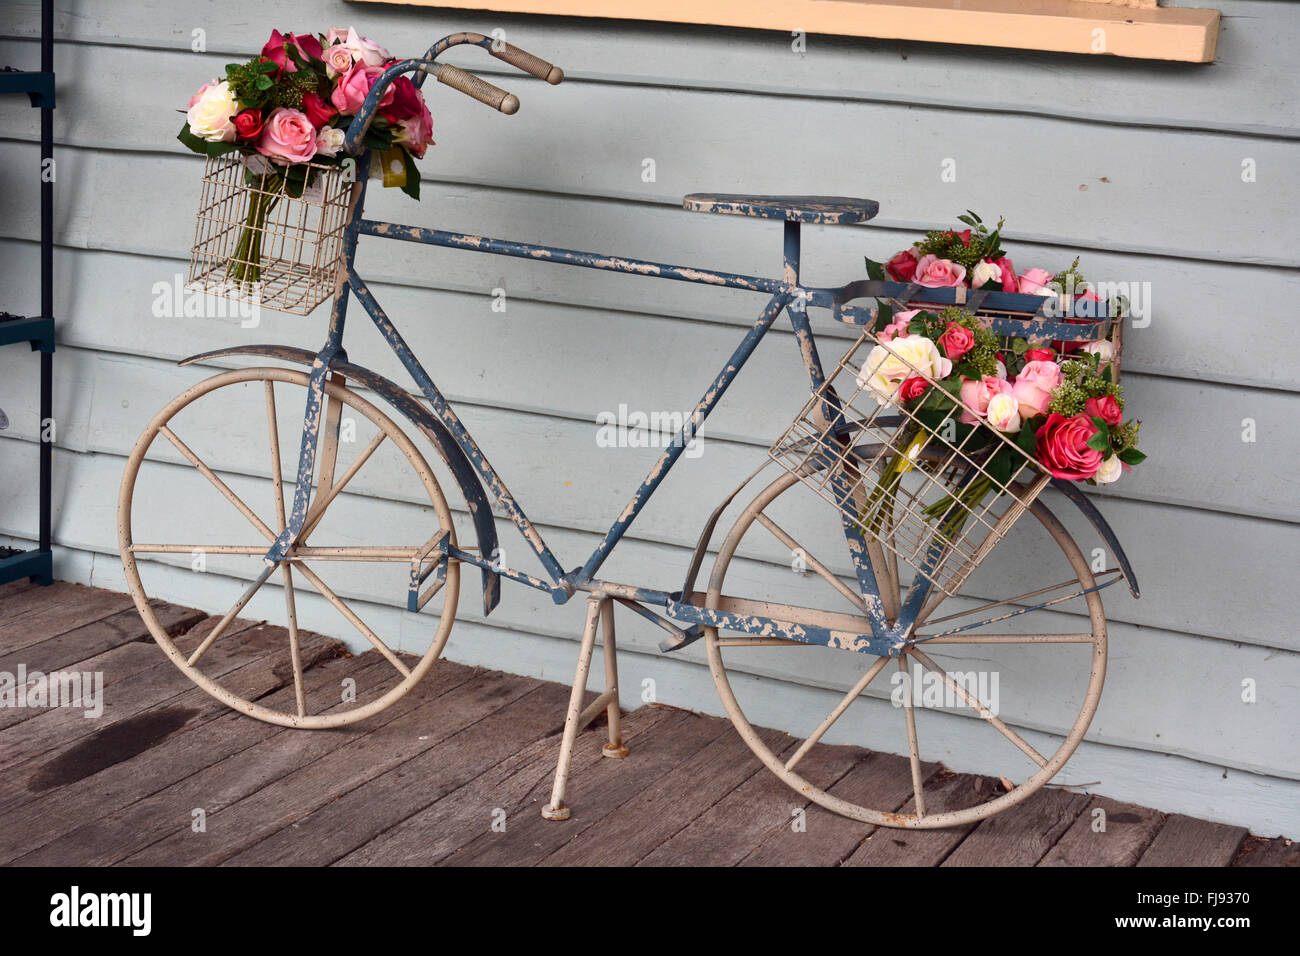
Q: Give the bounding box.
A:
[703,467,1107,828]
[118,366,460,728]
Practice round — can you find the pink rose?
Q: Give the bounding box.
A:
[331,62,393,116]
[1085,394,1123,426]
[256,107,317,165]
[878,308,919,343]
[937,321,975,362]
[1018,267,1055,296]
[395,98,435,158]
[912,254,967,289]
[323,43,354,78]
[1011,359,1063,418]
[885,249,919,283]
[1035,413,1103,481]
[959,375,1013,425]
[339,27,392,67]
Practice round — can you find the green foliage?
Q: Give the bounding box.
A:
[915,210,1006,270]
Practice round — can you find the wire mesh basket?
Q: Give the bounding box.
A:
[187,154,352,316]
[769,328,1053,597]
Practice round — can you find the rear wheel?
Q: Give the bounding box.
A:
[703,464,1107,828]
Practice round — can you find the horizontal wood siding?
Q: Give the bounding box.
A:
[0,1,1295,836]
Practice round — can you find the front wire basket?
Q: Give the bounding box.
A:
[187,154,352,316]
[769,329,1052,597]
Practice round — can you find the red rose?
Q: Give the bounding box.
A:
[262,30,323,72]
[937,321,975,362]
[885,249,919,283]
[992,257,1017,292]
[1023,347,1055,363]
[1035,412,1104,481]
[232,108,264,140]
[301,92,336,129]
[1085,394,1123,426]
[382,75,423,121]
[899,376,929,402]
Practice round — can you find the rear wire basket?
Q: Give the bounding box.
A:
[187,154,352,316]
[769,329,1052,597]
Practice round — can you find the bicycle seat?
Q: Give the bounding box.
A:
[683,193,879,225]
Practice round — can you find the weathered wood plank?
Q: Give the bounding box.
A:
[222,678,575,865]
[1231,835,1300,867]
[1137,814,1248,867]
[335,704,678,866]
[740,750,938,865]
[842,772,995,866]
[942,786,1092,867]
[120,667,546,866]
[446,708,729,866]
[0,581,134,652]
[3,654,400,865]
[0,599,205,677]
[540,718,788,865]
[1038,795,1165,866]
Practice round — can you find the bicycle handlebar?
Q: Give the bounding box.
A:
[342,35,563,157]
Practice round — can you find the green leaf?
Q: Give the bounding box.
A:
[255,74,272,91]
[864,256,885,281]
[177,123,208,155]
[399,149,422,201]
[1011,337,1029,356]
[205,140,241,158]
[956,214,977,228]
[1118,447,1147,466]
[873,301,894,332]
[1016,424,1039,457]
[1086,429,1110,453]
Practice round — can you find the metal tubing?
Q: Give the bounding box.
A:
[357,220,786,295]
[542,594,605,820]
[577,291,791,580]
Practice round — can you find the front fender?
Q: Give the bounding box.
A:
[180,344,501,615]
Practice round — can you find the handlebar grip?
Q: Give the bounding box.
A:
[427,62,519,114]
[490,42,564,84]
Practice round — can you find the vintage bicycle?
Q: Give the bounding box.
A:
[118,31,1139,828]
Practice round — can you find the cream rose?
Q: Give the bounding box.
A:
[856,334,953,406]
[1094,454,1122,484]
[1081,340,1114,365]
[985,393,1022,433]
[315,126,346,157]
[186,79,238,143]
[970,259,1002,289]
[323,44,354,78]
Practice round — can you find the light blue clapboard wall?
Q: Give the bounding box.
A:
[0,0,1297,837]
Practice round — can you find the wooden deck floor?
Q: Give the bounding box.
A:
[0,579,1294,867]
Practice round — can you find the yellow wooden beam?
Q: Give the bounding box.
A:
[354,0,1219,62]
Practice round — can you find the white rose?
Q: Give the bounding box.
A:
[995,358,1008,380]
[970,260,1002,289]
[856,334,952,406]
[1081,339,1114,365]
[1094,454,1122,484]
[985,393,1021,433]
[315,126,346,157]
[186,80,238,143]
[343,27,391,67]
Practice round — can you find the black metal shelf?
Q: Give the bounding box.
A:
[0,0,55,588]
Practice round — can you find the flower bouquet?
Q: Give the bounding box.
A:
[179,27,434,310]
[771,213,1145,594]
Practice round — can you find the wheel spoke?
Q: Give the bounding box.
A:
[265,381,288,531]
[784,655,890,771]
[898,655,927,818]
[281,564,307,717]
[187,563,276,666]
[915,632,1095,645]
[294,560,412,678]
[299,431,387,542]
[754,512,869,615]
[159,425,275,542]
[918,570,1119,629]
[910,647,1048,768]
